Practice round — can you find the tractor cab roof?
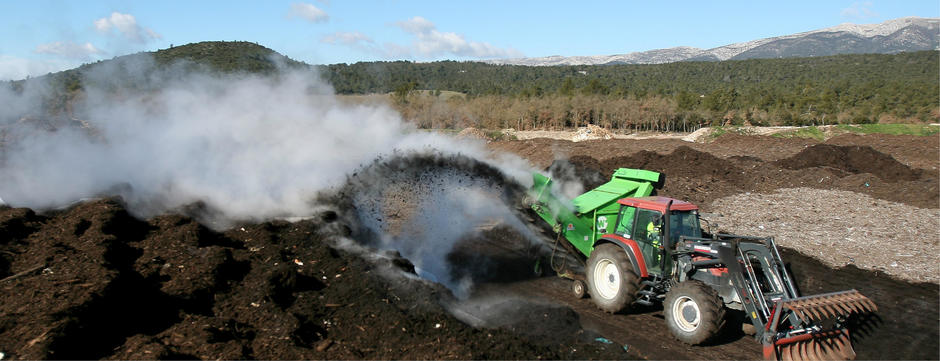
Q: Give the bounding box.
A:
[617,196,699,213]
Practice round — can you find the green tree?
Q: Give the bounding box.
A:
[393,81,418,103]
[559,78,575,97]
[582,78,609,95]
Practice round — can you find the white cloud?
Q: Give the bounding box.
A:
[321,31,373,45]
[93,12,161,43]
[390,16,521,59]
[34,41,104,60]
[0,55,74,81]
[395,16,435,34]
[289,2,329,23]
[841,2,878,19]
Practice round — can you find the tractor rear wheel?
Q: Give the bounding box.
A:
[664,280,726,345]
[585,243,639,313]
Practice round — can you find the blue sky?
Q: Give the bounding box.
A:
[1,0,937,80]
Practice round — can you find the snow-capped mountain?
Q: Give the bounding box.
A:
[488,17,939,66]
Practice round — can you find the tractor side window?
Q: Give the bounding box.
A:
[634,209,664,271]
[615,206,636,238]
[669,210,702,242]
[634,209,662,245]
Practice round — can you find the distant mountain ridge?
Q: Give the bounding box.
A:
[488,17,939,66]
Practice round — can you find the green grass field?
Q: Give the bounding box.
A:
[833,124,940,136]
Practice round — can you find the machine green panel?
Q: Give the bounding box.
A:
[528,168,661,258]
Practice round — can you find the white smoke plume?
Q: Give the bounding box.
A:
[0,55,550,296]
[0,57,529,220]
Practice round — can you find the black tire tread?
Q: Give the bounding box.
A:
[585,243,640,313]
[663,280,726,345]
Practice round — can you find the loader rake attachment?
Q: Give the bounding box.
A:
[781,290,877,322]
[773,330,855,361]
[763,290,877,361]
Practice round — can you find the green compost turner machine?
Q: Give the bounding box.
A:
[526,168,877,360]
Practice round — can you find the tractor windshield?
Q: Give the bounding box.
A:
[669,210,701,242]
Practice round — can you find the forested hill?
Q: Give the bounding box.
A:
[9,41,306,93]
[5,41,308,116]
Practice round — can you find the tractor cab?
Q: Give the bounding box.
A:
[613,197,701,275]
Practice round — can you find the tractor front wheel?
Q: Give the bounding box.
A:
[664,280,726,345]
[585,243,639,313]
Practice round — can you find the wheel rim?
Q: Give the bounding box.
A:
[672,296,701,332]
[593,258,620,300]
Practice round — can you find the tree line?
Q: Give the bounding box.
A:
[323,51,939,128]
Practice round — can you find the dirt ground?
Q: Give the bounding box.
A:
[1,132,938,360]
[0,200,630,360]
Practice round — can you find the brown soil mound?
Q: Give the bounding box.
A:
[555,146,753,208]
[775,144,923,181]
[553,144,937,210]
[0,199,630,360]
[825,133,940,171]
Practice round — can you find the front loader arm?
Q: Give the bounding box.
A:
[676,234,877,360]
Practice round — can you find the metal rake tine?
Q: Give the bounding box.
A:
[829,296,851,316]
[804,298,828,318]
[811,339,825,361]
[850,294,876,312]
[831,333,851,360]
[818,338,837,360]
[786,303,806,321]
[798,340,811,361]
[840,334,857,360]
[845,299,863,313]
[806,302,827,319]
[837,299,857,314]
[789,342,800,361]
[832,300,853,316]
[780,344,793,361]
[822,302,841,318]
[802,306,820,322]
[850,298,868,313]
[797,302,821,321]
[786,303,809,321]
[803,341,817,361]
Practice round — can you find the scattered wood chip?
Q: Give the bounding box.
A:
[316,339,333,352]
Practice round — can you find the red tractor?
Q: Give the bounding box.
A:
[529,169,876,360]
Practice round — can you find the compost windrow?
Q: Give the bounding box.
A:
[552,144,937,209]
[0,198,630,360]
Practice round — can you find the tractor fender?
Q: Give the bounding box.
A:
[595,235,649,278]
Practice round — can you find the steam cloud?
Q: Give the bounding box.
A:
[0,55,553,296]
[0,58,527,218]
